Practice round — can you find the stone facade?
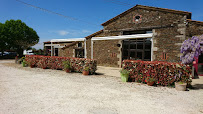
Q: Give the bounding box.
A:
[153,25,183,62]
[59,45,75,57]
[103,9,187,32]
[86,5,193,67]
[58,42,84,58]
[50,5,203,67]
[186,20,203,38]
[93,40,121,67]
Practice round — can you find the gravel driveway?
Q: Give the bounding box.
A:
[0,60,203,114]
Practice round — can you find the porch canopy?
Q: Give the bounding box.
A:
[51,38,85,42]
[91,33,153,41]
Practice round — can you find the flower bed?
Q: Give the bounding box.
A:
[122,60,192,86]
[25,55,97,74]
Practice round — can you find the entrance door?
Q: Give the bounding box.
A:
[198,54,203,76]
[122,38,151,61]
[55,48,58,56]
[75,49,84,58]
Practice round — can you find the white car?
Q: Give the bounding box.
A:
[23,50,34,55]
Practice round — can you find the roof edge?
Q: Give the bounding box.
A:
[62,42,79,50]
[101,5,192,26]
[187,19,203,25]
[85,29,104,39]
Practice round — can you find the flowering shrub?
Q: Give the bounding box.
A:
[25,55,97,74]
[180,35,203,64]
[122,60,192,86]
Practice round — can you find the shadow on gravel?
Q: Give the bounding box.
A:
[190,84,203,90]
[94,73,104,75]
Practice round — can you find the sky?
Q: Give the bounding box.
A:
[0,0,203,49]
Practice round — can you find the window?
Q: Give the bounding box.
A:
[78,42,82,48]
[133,15,142,23]
[122,38,151,61]
[135,15,140,22]
[75,49,84,58]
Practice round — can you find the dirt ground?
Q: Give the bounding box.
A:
[0,60,203,114]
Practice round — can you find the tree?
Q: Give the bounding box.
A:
[0,22,7,56]
[180,35,203,64]
[3,19,39,56]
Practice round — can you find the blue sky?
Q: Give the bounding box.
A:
[0,0,202,49]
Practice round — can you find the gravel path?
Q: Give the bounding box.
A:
[0,60,203,114]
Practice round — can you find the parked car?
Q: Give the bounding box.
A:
[23,50,34,55]
[0,51,17,59]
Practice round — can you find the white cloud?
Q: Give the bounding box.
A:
[52,29,92,37]
[48,29,93,38]
[58,30,69,36]
[32,42,44,49]
[82,30,92,33]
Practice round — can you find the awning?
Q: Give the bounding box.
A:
[51,38,85,42]
[91,33,153,41]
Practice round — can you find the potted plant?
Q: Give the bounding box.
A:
[146,77,156,86]
[21,57,27,67]
[120,69,130,82]
[83,66,89,75]
[63,61,71,73]
[175,81,187,91]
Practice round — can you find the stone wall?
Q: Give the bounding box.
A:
[59,46,75,57]
[153,23,186,62]
[86,31,105,59]
[104,8,187,31]
[86,38,91,59]
[93,40,121,67]
[186,22,203,38]
[90,31,124,67]
[58,42,84,57]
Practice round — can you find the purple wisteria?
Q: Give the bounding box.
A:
[180,35,203,64]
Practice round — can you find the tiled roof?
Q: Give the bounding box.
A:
[85,29,104,39]
[187,19,203,25]
[43,41,51,44]
[62,42,78,50]
[101,5,192,26]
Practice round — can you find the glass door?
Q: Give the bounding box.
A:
[122,38,151,61]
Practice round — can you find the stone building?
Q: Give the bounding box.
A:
[44,38,86,58]
[45,5,203,67]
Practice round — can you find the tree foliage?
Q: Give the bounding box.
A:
[0,22,7,55]
[0,19,39,56]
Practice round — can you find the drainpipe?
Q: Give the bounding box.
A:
[51,42,53,56]
[151,37,153,61]
[91,40,93,59]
